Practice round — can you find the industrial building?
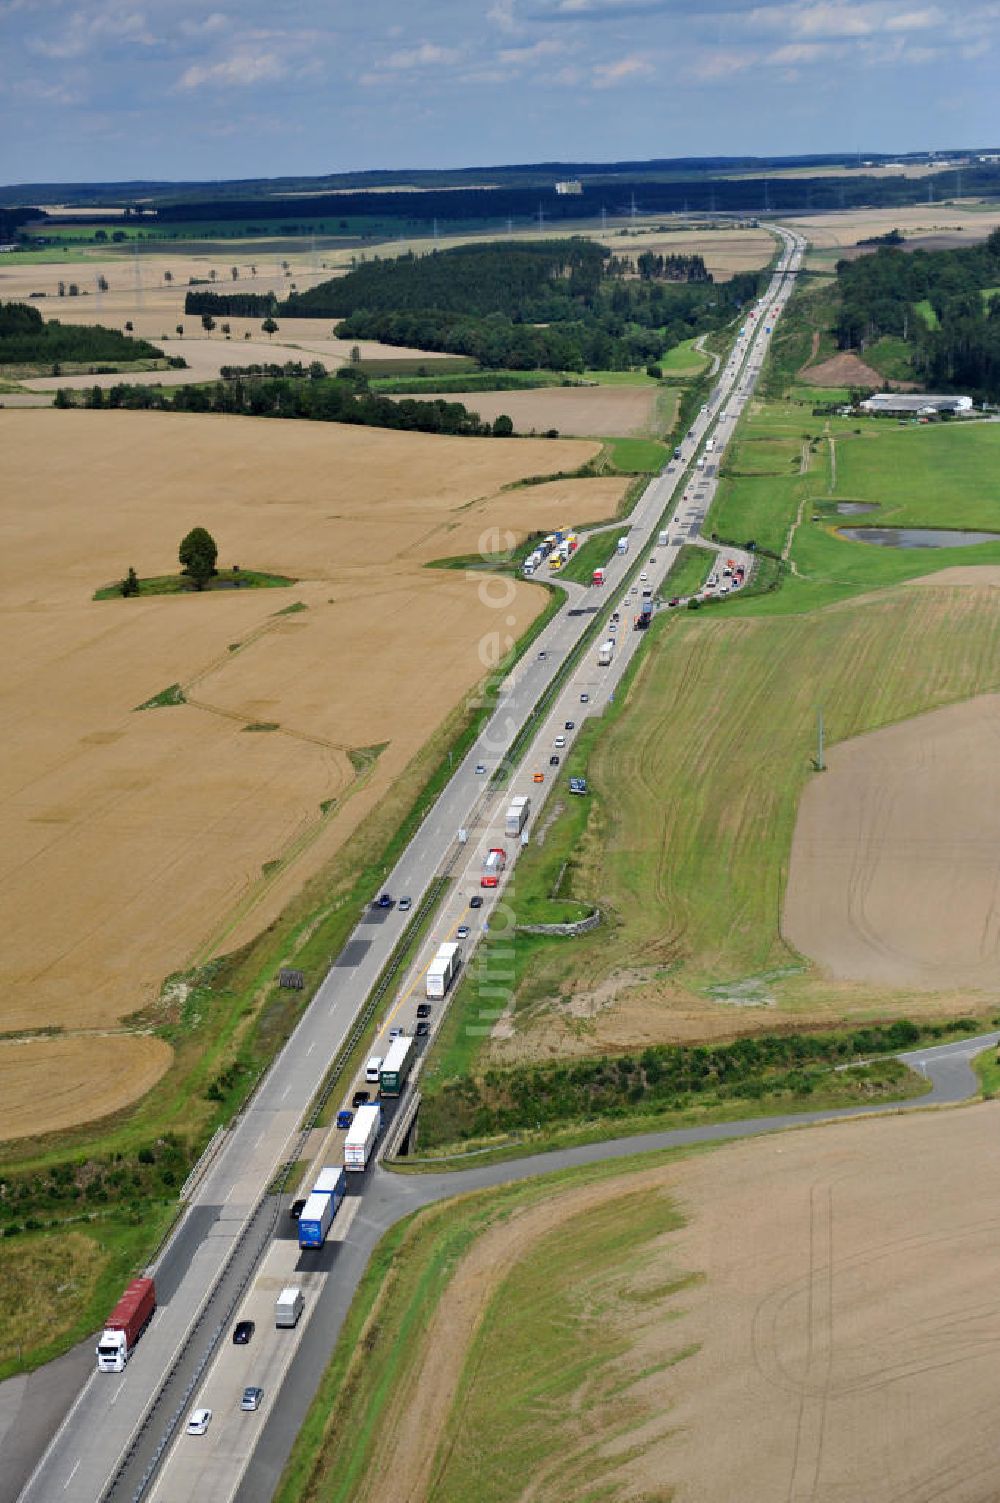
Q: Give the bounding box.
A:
[860,393,974,417]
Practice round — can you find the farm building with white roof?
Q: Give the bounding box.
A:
[860,393,974,416]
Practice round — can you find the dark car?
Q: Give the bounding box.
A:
[336,1109,353,1130]
[580,692,590,703]
[469,894,484,909]
[565,720,575,730]
[549,755,560,766]
[233,1320,255,1345]
[375,893,393,910]
[417,1003,432,1019]
[668,597,680,607]
[288,1199,307,1223]
[352,1089,370,1109]
[415,1021,430,1037]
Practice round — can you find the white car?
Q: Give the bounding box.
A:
[186,1408,213,1436]
[554,735,566,748]
[639,572,648,583]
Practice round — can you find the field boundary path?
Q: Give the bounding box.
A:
[11,230,806,1503]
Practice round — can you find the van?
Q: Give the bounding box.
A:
[275,1287,304,1329]
[365,1056,383,1084]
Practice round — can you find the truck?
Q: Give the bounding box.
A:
[705,437,715,453]
[96,1277,156,1372]
[616,536,629,556]
[344,1102,382,1171]
[658,529,669,547]
[505,795,530,838]
[298,1190,335,1249]
[481,846,507,888]
[592,567,605,587]
[634,598,653,630]
[298,1166,348,1248]
[598,640,615,667]
[379,1035,414,1098]
[276,1287,304,1328]
[426,940,462,999]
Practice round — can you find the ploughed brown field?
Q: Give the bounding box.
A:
[388,383,660,437]
[355,1104,1000,1503]
[0,408,622,1140]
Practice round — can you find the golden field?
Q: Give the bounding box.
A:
[0,408,621,1139]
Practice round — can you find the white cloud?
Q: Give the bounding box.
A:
[177,50,287,89]
[179,13,229,38]
[692,48,755,78]
[382,41,463,69]
[591,53,653,85]
[30,7,158,60]
[768,40,834,61]
[497,37,567,62]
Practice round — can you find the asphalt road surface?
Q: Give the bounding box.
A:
[11,230,807,1503]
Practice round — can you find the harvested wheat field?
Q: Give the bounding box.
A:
[784,692,1000,991]
[800,204,1000,256]
[0,1035,172,1144]
[351,1104,1000,1503]
[388,383,658,437]
[0,409,618,1137]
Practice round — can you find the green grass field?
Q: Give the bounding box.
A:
[663,543,713,598]
[659,336,709,375]
[94,568,294,601]
[467,579,1000,1046]
[915,298,940,329]
[602,435,668,473]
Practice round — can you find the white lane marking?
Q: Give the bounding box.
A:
[281,1084,291,1101]
[109,1379,126,1407]
[63,1460,81,1490]
[306,1041,316,1055]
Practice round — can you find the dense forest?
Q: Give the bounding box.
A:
[58,374,511,437]
[184,290,277,318]
[280,239,763,371]
[835,228,1000,397]
[36,163,995,228]
[0,301,163,364]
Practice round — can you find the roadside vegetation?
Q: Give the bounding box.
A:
[417,1019,943,1154]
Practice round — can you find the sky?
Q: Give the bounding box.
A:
[1,0,998,185]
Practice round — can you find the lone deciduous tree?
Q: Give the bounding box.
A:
[179,527,218,591]
[261,317,278,339]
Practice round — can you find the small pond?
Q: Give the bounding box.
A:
[837,527,1000,549]
[835,502,878,515]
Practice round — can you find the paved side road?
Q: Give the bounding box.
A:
[235,1030,999,1503]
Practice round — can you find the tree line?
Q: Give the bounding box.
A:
[834,228,1000,398]
[57,374,514,437]
[0,301,163,364]
[184,290,278,318]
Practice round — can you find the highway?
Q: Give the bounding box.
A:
[14,228,805,1503]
